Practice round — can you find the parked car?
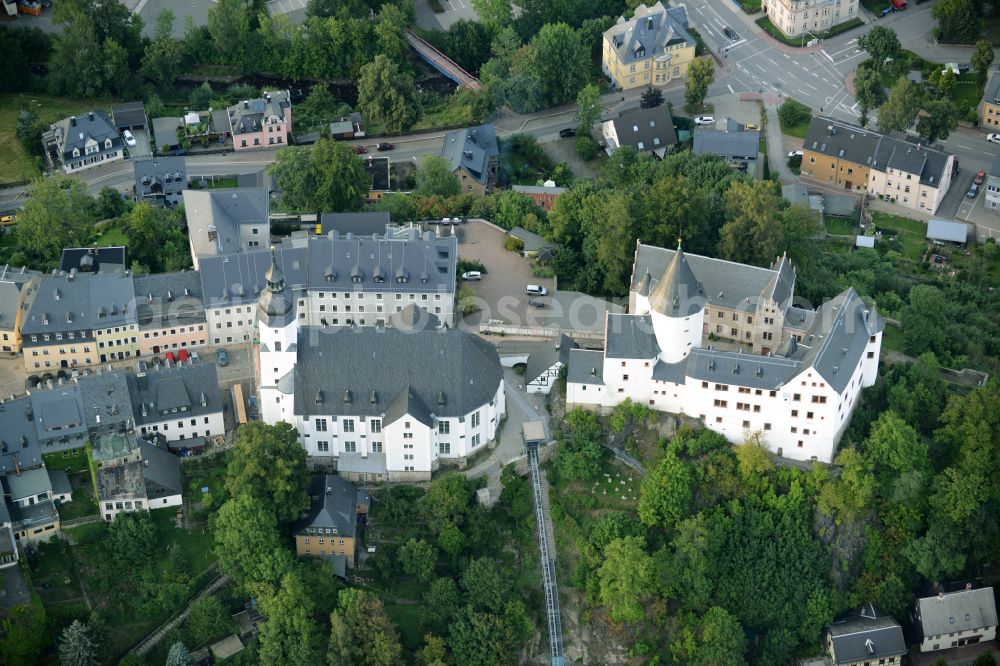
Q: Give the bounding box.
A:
[525,284,548,296]
[788,150,804,158]
[559,128,576,138]
[376,142,394,151]
[355,145,368,154]
[743,122,760,130]
[217,349,229,366]
[974,169,986,185]
[967,183,979,199]
[462,271,482,281]
[122,129,136,147]
[528,299,546,308]
[694,116,715,125]
[987,134,1000,144]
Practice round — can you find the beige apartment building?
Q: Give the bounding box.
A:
[763,0,859,39]
[134,272,208,357]
[602,2,697,91]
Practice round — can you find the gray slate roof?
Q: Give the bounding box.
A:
[134,157,187,200]
[692,129,760,160]
[295,474,369,538]
[291,325,503,419]
[633,243,789,312]
[184,188,269,259]
[127,361,222,426]
[152,117,182,150]
[605,2,695,66]
[228,91,290,136]
[525,335,577,384]
[112,102,147,129]
[917,588,998,638]
[607,104,678,155]
[0,397,43,475]
[134,271,206,328]
[139,440,182,499]
[49,469,72,497]
[508,227,555,253]
[926,219,968,243]
[21,271,137,337]
[440,125,498,186]
[512,184,567,195]
[648,247,703,317]
[320,212,390,237]
[59,247,127,274]
[828,605,906,665]
[29,384,86,441]
[78,371,135,433]
[0,266,37,333]
[566,349,605,385]
[4,467,52,502]
[49,111,122,161]
[984,71,1000,106]
[606,314,660,359]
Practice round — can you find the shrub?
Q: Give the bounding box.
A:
[503,236,525,252]
[778,98,811,127]
[575,135,599,160]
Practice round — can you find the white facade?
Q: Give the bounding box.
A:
[867,157,954,214]
[207,303,260,346]
[298,290,455,328]
[567,244,883,464]
[62,146,122,174]
[137,411,224,443]
[100,491,181,523]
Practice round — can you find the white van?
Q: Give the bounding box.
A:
[525,285,548,296]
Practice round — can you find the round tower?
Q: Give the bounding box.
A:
[257,246,299,391]
[648,244,704,364]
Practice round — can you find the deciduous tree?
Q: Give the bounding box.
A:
[640,85,664,109]
[415,155,461,197]
[597,536,654,624]
[854,66,886,128]
[397,538,437,583]
[226,421,310,522]
[684,58,715,110]
[972,39,994,89]
[576,83,601,135]
[858,26,901,70]
[420,473,470,531]
[213,495,294,592]
[877,76,920,133]
[523,23,589,106]
[932,0,982,43]
[15,176,95,265]
[358,55,420,133]
[639,449,693,528]
[259,573,322,666]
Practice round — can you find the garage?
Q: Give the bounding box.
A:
[112,102,152,159]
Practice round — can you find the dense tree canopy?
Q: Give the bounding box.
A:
[225,421,310,523]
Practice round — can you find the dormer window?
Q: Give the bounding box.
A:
[105,139,112,149]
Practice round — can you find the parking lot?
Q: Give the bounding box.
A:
[454,221,554,330]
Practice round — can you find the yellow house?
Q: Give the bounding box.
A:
[602,2,697,91]
[0,266,38,354]
[980,71,1000,129]
[294,475,370,568]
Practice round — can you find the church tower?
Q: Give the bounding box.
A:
[257,246,298,423]
[648,243,705,364]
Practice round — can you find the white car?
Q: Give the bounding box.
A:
[461,271,482,281]
[694,116,715,125]
[788,150,804,158]
[987,134,1000,145]
[122,129,136,147]
[525,284,548,296]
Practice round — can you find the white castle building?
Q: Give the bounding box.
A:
[256,249,505,482]
[567,242,883,463]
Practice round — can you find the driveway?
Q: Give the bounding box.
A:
[126,129,152,160]
[455,221,554,331]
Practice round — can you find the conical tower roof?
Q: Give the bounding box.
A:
[648,244,703,317]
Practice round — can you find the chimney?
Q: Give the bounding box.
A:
[70,116,76,126]
[88,112,94,121]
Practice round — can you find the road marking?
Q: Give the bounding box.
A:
[756,64,767,73]
[802,81,819,92]
[954,143,973,150]
[767,57,780,67]
[782,52,791,59]
[823,51,835,63]
[727,84,734,94]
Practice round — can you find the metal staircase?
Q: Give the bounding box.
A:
[528,446,564,666]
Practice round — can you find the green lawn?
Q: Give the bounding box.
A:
[825,215,857,236]
[756,16,863,47]
[952,74,982,116]
[194,176,238,190]
[0,93,113,184]
[151,506,217,577]
[43,448,90,474]
[871,211,926,260]
[96,226,127,246]
[182,453,230,511]
[56,473,99,521]
[734,0,761,12]
[861,0,890,14]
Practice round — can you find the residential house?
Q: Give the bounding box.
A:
[128,359,225,445]
[229,91,292,151]
[913,585,998,652]
[985,155,1000,212]
[507,227,556,258]
[979,71,1000,129]
[602,2,697,91]
[59,246,127,274]
[3,466,72,545]
[329,113,365,140]
[198,227,457,345]
[97,439,182,522]
[0,265,38,354]
[601,104,678,158]
[762,0,859,38]
[826,604,906,666]
[184,188,270,269]
[44,111,123,175]
[692,128,760,175]
[294,474,370,567]
[20,270,139,373]
[134,272,207,357]
[258,247,504,482]
[525,335,578,394]
[440,125,499,194]
[111,102,147,133]
[566,242,883,464]
[513,181,567,212]
[801,117,954,213]
[134,157,187,207]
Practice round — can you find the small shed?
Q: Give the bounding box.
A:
[209,635,245,660]
[824,194,856,218]
[112,102,147,130]
[855,235,876,249]
[926,219,968,245]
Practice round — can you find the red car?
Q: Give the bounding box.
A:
[355,145,368,155]
[974,169,986,185]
